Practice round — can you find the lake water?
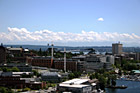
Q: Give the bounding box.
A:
[105,80,140,93]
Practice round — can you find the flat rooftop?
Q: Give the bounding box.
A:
[59,83,90,88]
[62,78,89,84]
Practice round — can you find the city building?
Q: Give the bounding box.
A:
[1,72,33,77]
[0,72,46,89]
[27,57,78,72]
[0,46,6,64]
[114,52,140,65]
[77,61,86,72]
[41,72,61,82]
[27,56,52,68]
[10,57,27,63]
[85,54,114,72]
[54,59,78,72]
[0,63,32,72]
[7,47,23,54]
[58,78,97,93]
[72,55,86,72]
[112,42,123,55]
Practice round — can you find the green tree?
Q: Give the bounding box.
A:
[0,87,14,93]
[98,75,107,90]
[89,73,96,80]
[73,72,81,78]
[39,48,42,56]
[32,70,40,77]
[2,67,11,72]
[118,69,122,76]
[68,73,75,79]
[95,72,99,79]
[111,80,116,86]
[79,51,84,55]
[110,75,117,86]
[98,69,105,74]
[11,67,20,72]
[107,77,111,86]
[0,87,7,93]
[23,88,31,92]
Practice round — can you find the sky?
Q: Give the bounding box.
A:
[0,0,140,46]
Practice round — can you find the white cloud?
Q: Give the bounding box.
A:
[0,27,140,46]
[97,17,104,21]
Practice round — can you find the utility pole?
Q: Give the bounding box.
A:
[64,48,66,72]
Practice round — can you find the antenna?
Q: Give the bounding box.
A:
[64,48,66,72]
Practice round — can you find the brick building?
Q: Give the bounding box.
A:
[54,59,77,72]
[0,46,6,64]
[27,57,52,68]
[0,72,46,89]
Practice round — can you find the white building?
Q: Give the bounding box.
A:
[58,79,96,93]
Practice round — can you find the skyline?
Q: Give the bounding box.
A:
[0,0,140,46]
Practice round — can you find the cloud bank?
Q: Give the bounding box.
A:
[0,27,140,46]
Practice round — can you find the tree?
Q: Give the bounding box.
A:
[32,70,41,77]
[73,72,81,78]
[0,87,14,93]
[95,72,99,79]
[98,75,107,90]
[111,80,116,86]
[23,88,31,92]
[0,87,7,93]
[68,73,75,79]
[87,48,96,54]
[79,51,84,55]
[2,67,11,72]
[12,67,20,72]
[97,69,105,74]
[110,75,117,86]
[39,48,42,56]
[123,62,138,71]
[107,77,111,86]
[89,73,96,80]
[118,69,122,76]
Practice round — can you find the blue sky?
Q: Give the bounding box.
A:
[0,0,140,46]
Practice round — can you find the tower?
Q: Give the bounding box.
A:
[112,42,123,55]
[64,48,66,72]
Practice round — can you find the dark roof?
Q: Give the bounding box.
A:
[42,72,59,76]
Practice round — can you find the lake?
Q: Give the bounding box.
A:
[105,80,140,93]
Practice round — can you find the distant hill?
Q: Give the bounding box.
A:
[3,45,140,53]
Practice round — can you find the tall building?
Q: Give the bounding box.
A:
[112,42,123,55]
[0,46,6,64]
